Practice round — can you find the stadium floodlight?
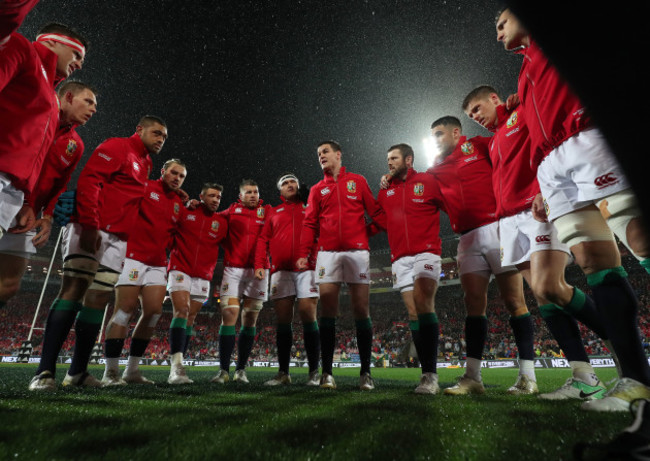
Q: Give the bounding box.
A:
[422,137,438,167]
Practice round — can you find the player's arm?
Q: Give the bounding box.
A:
[254,212,273,279]
[0,32,26,90]
[297,187,320,269]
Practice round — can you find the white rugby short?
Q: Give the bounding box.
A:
[61,222,127,272]
[537,128,631,221]
[116,258,167,287]
[220,266,269,301]
[0,229,37,257]
[270,270,319,299]
[392,252,441,293]
[167,270,210,302]
[499,209,570,266]
[0,173,23,234]
[456,221,516,276]
[315,250,370,285]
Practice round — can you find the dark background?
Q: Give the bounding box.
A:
[19,0,523,248]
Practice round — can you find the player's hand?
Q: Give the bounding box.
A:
[379,174,391,190]
[31,217,53,248]
[531,193,548,222]
[254,268,265,280]
[80,227,101,253]
[8,205,36,234]
[296,258,308,270]
[176,188,190,203]
[53,190,76,227]
[506,93,520,110]
[185,199,200,210]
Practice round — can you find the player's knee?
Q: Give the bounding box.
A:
[243,299,264,314]
[147,313,161,328]
[530,276,562,306]
[0,277,21,302]
[598,190,646,257]
[111,308,132,327]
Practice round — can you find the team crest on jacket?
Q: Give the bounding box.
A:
[257,207,265,219]
[506,111,519,128]
[129,269,139,281]
[347,180,356,193]
[173,203,180,215]
[211,220,220,232]
[413,183,424,196]
[65,139,77,156]
[461,142,475,155]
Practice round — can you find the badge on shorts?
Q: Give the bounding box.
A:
[129,269,139,281]
[347,180,356,193]
[543,198,550,217]
[176,273,184,282]
[257,208,265,219]
[461,142,475,155]
[500,247,504,262]
[413,183,424,196]
[222,283,228,292]
[272,285,278,295]
[318,267,325,278]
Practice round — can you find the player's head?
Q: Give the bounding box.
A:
[276,172,300,201]
[136,115,168,155]
[496,8,529,51]
[387,143,414,178]
[239,178,259,209]
[317,140,342,174]
[462,85,502,129]
[200,182,223,212]
[57,81,97,127]
[160,158,187,191]
[36,23,88,79]
[430,116,462,159]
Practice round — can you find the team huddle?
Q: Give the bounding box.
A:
[2,4,650,412]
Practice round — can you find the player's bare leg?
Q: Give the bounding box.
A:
[122,285,166,384]
[233,296,262,382]
[318,282,340,388]
[297,296,320,385]
[0,253,27,307]
[102,285,139,385]
[413,277,440,395]
[184,299,203,358]
[167,289,193,384]
[349,282,374,390]
[212,297,240,383]
[265,296,295,386]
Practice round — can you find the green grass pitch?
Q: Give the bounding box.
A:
[0,364,628,460]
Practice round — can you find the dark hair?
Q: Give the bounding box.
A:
[387,143,414,162]
[239,179,258,191]
[138,115,167,128]
[201,182,223,194]
[430,116,462,131]
[317,140,342,153]
[462,85,500,111]
[57,80,96,98]
[37,23,89,49]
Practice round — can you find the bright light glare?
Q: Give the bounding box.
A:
[422,137,438,167]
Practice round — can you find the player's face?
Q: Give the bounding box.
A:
[464,96,498,128]
[317,144,341,173]
[387,149,407,178]
[52,42,84,78]
[162,163,186,191]
[496,9,527,50]
[201,188,222,212]
[63,89,97,126]
[280,179,299,201]
[430,125,458,158]
[239,185,260,209]
[138,122,168,154]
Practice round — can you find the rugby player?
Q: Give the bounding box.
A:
[28,116,168,390]
[100,159,187,386]
[297,141,383,390]
[167,183,228,384]
[375,144,444,394]
[253,173,320,386]
[462,85,614,400]
[1,23,86,243]
[212,179,271,384]
[0,81,97,306]
[497,7,650,411]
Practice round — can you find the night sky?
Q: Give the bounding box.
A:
[19,0,520,246]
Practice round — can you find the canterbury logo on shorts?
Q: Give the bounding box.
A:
[594,172,619,189]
